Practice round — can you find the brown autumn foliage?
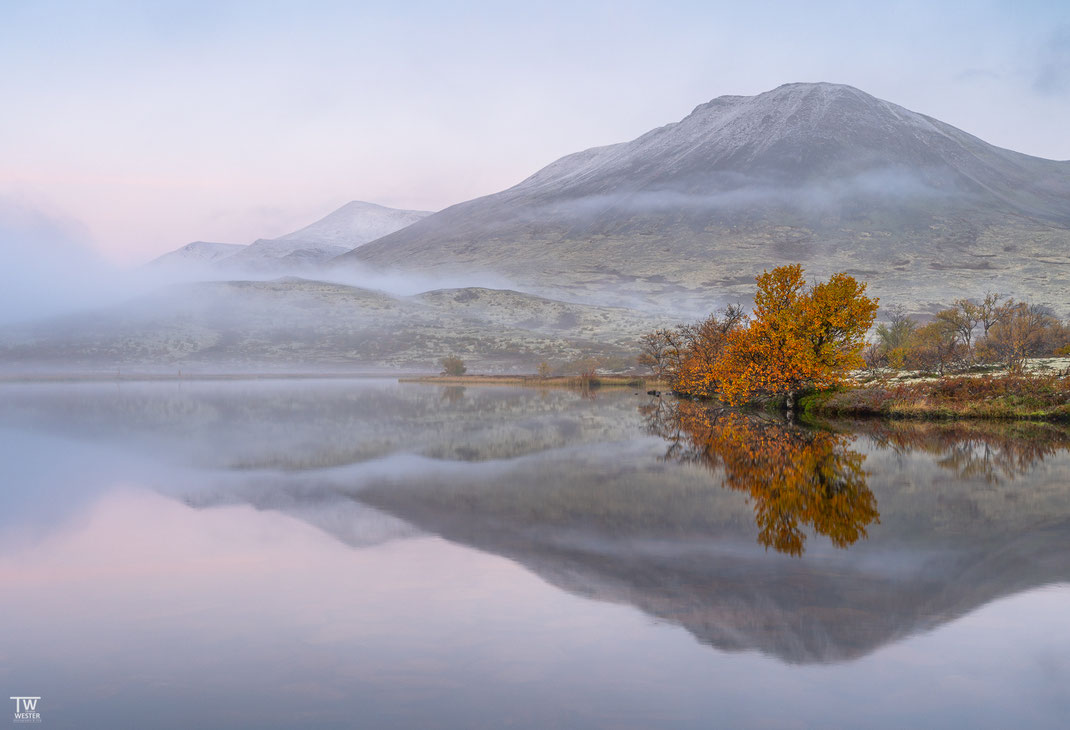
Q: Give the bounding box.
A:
[809,374,1070,421]
[639,265,878,405]
[859,420,1070,483]
[439,356,467,376]
[903,320,965,375]
[870,293,1070,373]
[565,356,601,379]
[643,400,878,556]
[978,302,1066,372]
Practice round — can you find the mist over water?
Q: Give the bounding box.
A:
[5,4,1070,725]
[1,379,1068,728]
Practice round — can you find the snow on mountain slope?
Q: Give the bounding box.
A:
[502,81,1070,213]
[223,201,432,269]
[147,241,246,268]
[338,82,1070,314]
[149,202,433,275]
[276,200,432,247]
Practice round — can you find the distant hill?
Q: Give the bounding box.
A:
[147,241,247,272]
[225,201,432,270]
[0,278,664,372]
[150,201,432,275]
[337,83,1070,314]
[275,200,433,249]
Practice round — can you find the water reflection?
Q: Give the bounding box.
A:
[348,393,1070,664]
[439,385,466,403]
[2,381,1070,676]
[861,420,1070,482]
[642,400,878,555]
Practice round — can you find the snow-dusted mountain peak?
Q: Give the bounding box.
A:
[147,241,246,269]
[149,200,436,275]
[275,200,432,247]
[339,81,1070,314]
[220,200,433,269]
[499,80,1068,205]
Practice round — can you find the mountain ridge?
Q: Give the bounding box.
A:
[222,200,433,270]
[147,240,247,269]
[149,200,433,274]
[336,82,1070,314]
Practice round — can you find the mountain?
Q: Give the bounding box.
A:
[147,201,432,276]
[274,200,433,248]
[337,83,1070,314]
[0,278,664,372]
[222,201,432,271]
[147,241,246,270]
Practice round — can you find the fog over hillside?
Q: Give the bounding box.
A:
[4,82,1070,372]
[0,278,667,373]
[223,201,433,271]
[338,82,1070,315]
[147,241,247,271]
[146,200,433,279]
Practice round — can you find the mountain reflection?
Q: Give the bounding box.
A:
[642,401,878,555]
[5,382,1070,666]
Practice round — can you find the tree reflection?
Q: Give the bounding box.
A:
[860,421,1070,483]
[439,386,466,404]
[642,400,878,556]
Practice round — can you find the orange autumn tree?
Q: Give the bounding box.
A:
[691,265,877,407]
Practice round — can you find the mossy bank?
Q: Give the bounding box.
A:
[799,376,1070,422]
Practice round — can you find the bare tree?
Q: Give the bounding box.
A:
[873,305,917,368]
[679,305,747,366]
[936,298,982,356]
[977,292,1005,338]
[637,329,678,378]
[638,305,746,390]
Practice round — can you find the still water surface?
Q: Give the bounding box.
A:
[0,379,1068,728]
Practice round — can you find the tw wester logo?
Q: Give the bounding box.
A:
[9,697,41,724]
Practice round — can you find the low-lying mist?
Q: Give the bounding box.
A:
[517,165,975,223]
[0,197,527,329]
[0,198,131,325]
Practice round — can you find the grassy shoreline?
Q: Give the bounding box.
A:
[799,376,1070,422]
[0,370,662,389]
[0,372,400,384]
[5,369,1062,423]
[398,374,662,389]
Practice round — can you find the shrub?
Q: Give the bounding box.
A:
[439,356,467,376]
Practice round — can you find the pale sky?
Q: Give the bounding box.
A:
[1,0,1068,263]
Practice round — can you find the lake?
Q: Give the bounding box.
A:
[1,379,1068,729]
